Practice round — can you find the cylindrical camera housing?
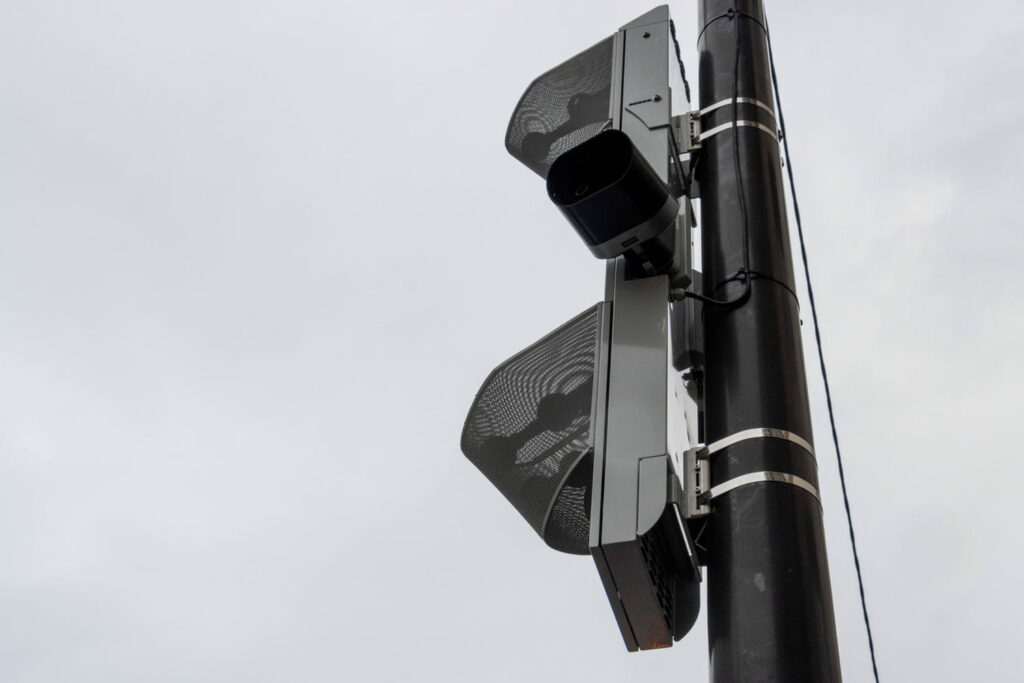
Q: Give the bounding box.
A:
[547,129,678,260]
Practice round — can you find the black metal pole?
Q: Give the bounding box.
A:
[695,1,842,680]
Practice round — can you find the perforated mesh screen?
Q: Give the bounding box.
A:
[461,306,602,554]
[505,37,614,178]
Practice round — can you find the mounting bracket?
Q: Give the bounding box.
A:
[676,426,820,521]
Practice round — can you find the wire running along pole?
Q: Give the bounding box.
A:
[764,15,881,683]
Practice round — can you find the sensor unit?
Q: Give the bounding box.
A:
[547,129,679,261]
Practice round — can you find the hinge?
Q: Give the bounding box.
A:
[681,446,711,518]
[687,110,702,152]
[670,112,703,153]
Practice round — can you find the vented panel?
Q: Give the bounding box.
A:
[505,37,614,178]
[638,511,679,634]
[461,306,602,554]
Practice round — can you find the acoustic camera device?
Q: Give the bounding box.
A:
[462,5,706,651]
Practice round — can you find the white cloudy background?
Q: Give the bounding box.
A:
[1,1,1021,681]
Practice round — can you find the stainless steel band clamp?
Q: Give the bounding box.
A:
[706,427,814,458]
[699,96,776,119]
[706,471,820,504]
[678,97,780,152]
[677,427,818,518]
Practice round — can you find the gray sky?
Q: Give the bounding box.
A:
[1,1,1022,681]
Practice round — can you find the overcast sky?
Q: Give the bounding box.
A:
[1,1,1022,681]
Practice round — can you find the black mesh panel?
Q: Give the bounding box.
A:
[461,306,601,554]
[505,37,614,178]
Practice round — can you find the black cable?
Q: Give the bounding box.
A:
[666,22,695,199]
[764,17,881,683]
[677,14,751,310]
[668,20,692,103]
[730,14,752,300]
[666,118,690,195]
